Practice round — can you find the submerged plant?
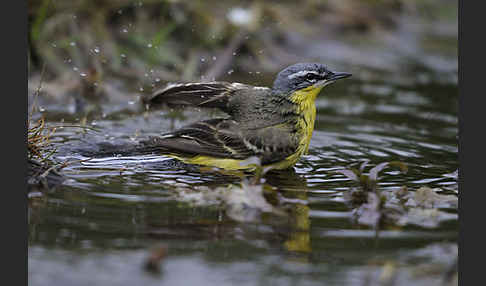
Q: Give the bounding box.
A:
[337,160,408,193]
[336,160,408,230]
[337,160,458,230]
[337,160,408,205]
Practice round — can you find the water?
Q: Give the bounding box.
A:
[28,63,458,285]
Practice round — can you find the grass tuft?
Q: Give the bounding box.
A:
[28,117,57,162]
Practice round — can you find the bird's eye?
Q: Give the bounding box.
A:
[305,73,318,82]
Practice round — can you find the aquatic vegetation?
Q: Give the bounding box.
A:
[337,160,408,205]
[337,161,457,230]
[172,179,284,223]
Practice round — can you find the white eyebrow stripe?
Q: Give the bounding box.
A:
[287,70,319,80]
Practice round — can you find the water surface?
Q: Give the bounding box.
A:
[28,62,457,285]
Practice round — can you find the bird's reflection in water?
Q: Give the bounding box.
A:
[140,164,314,260]
[264,169,312,256]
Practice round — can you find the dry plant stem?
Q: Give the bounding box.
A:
[39,165,61,179]
[203,30,248,81]
[29,63,46,123]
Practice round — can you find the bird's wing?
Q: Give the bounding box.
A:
[143,82,270,114]
[140,118,298,164]
[141,118,258,159]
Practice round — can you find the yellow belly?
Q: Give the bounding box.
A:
[169,153,298,170]
[170,154,256,170]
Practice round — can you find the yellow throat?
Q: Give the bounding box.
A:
[289,85,323,156]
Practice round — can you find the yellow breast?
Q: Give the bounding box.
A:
[290,85,321,154]
[269,86,321,170]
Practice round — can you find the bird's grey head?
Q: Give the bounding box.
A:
[272,63,351,94]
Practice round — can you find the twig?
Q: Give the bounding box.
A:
[29,63,47,123]
[203,30,248,81]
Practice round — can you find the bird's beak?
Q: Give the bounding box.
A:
[326,71,352,82]
[316,71,352,87]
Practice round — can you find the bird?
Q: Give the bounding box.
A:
[141,63,351,171]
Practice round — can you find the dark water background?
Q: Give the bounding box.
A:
[28,1,458,285]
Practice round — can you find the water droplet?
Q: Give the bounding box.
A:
[227,69,234,75]
[227,7,252,26]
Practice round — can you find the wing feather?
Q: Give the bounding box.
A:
[144,82,235,112]
[141,119,255,159]
[143,82,271,116]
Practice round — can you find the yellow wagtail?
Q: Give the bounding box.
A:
[142,63,351,170]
